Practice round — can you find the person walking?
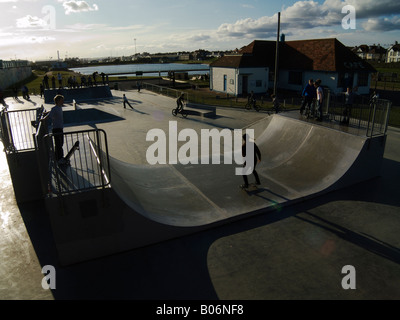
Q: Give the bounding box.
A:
[123,94,134,109]
[240,134,261,189]
[43,74,50,89]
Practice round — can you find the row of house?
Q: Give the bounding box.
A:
[386,42,400,63]
[352,42,400,63]
[210,38,376,97]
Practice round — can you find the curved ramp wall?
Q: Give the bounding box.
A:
[45,115,386,265]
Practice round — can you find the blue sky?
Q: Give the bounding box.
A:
[1,0,400,61]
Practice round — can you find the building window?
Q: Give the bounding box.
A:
[338,73,345,88]
[256,80,262,87]
[357,72,369,87]
[288,71,302,85]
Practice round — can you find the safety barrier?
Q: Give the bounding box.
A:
[36,127,111,197]
[0,106,42,153]
[326,92,392,137]
[0,106,111,200]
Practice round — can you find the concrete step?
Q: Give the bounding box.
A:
[185,103,216,118]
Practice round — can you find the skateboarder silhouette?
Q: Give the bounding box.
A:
[240,133,261,189]
[123,94,134,110]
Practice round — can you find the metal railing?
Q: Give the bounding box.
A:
[325,92,392,137]
[37,128,111,197]
[0,106,42,153]
[1,106,111,198]
[141,82,189,101]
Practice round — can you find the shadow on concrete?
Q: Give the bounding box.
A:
[16,157,399,299]
[295,211,400,265]
[63,108,125,127]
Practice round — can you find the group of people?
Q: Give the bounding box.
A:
[42,72,109,91]
[300,78,356,124]
[299,78,325,122]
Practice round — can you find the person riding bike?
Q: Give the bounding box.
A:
[175,93,185,114]
[271,94,280,113]
[248,91,257,109]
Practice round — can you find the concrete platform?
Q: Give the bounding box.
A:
[43,85,112,104]
[1,90,400,300]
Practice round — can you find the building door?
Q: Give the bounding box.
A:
[223,75,227,92]
[242,76,248,96]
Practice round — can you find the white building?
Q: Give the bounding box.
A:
[386,42,400,63]
[210,38,377,97]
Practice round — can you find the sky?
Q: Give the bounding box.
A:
[1,0,400,61]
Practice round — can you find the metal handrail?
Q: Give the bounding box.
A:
[41,128,111,197]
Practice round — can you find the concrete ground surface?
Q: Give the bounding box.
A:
[0,89,400,301]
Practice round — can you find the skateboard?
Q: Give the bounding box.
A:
[31,106,45,129]
[239,183,259,191]
[59,141,79,166]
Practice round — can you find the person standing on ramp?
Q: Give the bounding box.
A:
[240,134,261,189]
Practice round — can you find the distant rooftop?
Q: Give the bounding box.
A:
[211,38,376,73]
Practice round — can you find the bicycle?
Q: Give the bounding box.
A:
[172,104,188,118]
[302,100,320,119]
[267,102,286,115]
[244,101,260,112]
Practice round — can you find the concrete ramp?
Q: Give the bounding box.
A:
[108,115,385,228]
[45,115,386,265]
[256,116,370,195]
[108,159,226,227]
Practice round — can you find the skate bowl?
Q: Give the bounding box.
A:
[108,114,385,227]
[45,114,387,265]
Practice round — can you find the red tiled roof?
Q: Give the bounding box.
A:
[211,38,376,73]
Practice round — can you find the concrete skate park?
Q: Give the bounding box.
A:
[1,85,399,300]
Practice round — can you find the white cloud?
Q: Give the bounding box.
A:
[362,16,400,32]
[58,0,99,15]
[66,23,106,30]
[214,0,400,41]
[0,35,55,47]
[16,15,48,28]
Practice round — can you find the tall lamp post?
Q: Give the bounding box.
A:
[134,38,137,57]
[273,12,281,97]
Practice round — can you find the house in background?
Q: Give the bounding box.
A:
[210,38,376,97]
[210,41,275,96]
[353,44,387,62]
[386,42,400,63]
[353,45,369,60]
